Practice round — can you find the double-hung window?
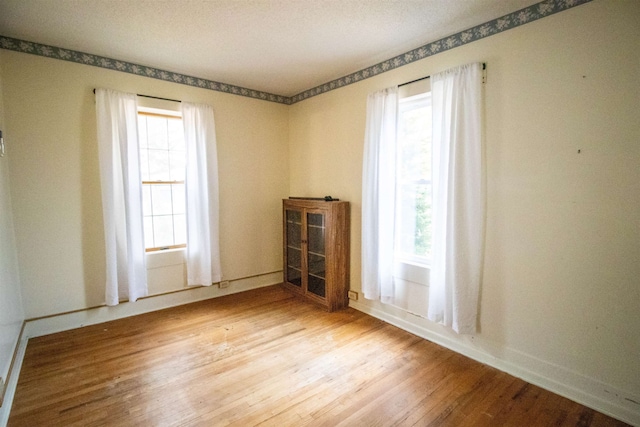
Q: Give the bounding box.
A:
[137,109,186,251]
[395,91,433,267]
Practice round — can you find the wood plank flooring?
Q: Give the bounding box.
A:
[9,285,629,426]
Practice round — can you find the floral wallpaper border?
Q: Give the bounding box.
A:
[0,36,289,104]
[289,0,592,103]
[0,0,591,105]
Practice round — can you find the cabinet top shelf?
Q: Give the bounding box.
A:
[283,198,349,209]
[289,196,340,202]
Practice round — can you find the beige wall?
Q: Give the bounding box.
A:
[289,0,640,419]
[1,51,289,318]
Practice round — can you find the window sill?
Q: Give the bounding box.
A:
[146,247,186,269]
[394,259,430,287]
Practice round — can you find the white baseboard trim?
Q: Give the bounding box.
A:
[349,299,640,426]
[0,329,27,427]
[24,271,282,339]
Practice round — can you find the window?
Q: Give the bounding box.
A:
[395,92,432,266]
[137,109,186,251]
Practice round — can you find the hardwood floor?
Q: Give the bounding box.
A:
[9,285,629,426]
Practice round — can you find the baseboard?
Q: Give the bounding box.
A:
[0,323,27,427]
[24,271,282,339]
[349,299,640,426]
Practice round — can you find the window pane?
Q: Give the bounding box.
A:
[144,216,154,249]
[169,150,185,181]
[147,116,168,149]
[151,185,173,216]
[397,183,432,259]
[172,184,185,215]
[148,149,170,181]
[142,185,152,217]
[398,106,431,182]
[174,213,186,245]
[397,183,417,256]
[153,215,174,248]
[139,148,150,181]
[168,119,185,151]
[138,116,148,148]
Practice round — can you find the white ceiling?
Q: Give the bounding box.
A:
[0,0,537,97]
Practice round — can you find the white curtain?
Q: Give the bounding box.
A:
[361,87,398,303]
[95,88,148,306]
[181,102,222,286]
[428,62,484,334]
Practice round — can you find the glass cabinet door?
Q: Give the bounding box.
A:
[306,212,326,298]
[285,209,302,287]
[283,199,349,311]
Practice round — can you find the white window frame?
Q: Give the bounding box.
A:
[138,106,187,252]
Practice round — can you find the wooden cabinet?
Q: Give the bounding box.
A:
[282,199,350,311]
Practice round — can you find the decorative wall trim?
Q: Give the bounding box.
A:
[0,0,591,105]
[289,0,592,103]
[0,36,289,105]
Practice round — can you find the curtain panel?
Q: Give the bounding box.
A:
[95,88,148,306]
[181,102,222,286]
[428,62,485,334]
[361,86,398,303]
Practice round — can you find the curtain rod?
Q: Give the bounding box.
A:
[93,89,181,103]
[399,63,486,88]
[398,76,430,88]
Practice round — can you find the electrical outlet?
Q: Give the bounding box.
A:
[219,280,230,289]
[348,290,358,301]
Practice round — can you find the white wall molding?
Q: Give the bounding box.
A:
[0,327,27,427]
[349,299,640,426]
[24,271,282,338]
